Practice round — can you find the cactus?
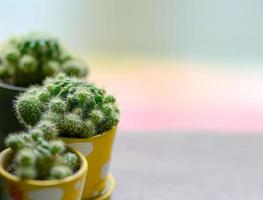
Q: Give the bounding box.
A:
[16,74,120,138]
[0,33,88,87]
[5,129,79,180]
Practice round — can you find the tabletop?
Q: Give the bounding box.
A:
[111,132,263,200]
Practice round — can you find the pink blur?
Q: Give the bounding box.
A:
[89,58,263,133]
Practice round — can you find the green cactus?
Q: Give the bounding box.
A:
[16,74,120,138]
[5,129,79,180]
[0,33,88,87]
[15,93,45,126]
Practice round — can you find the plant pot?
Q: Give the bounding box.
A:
[0,82,26,150]
[0,147,88,200]
[61,127,117,199]
[93,174,115,200]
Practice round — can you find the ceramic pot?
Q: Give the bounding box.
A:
[61,127,117,199]
[93,174,115,200]
[0,147,88,200]
[0,82,26,150]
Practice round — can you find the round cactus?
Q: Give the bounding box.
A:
[35,120,58,140]
[0,33,89,87]
[49,165,72,179]
[3,46,20,63]
[15,93,45,126]
[18,55,38,73]
[15,74,120,138]
[48,97,66,114]
[43,61,60,76]
[62,152,78,169]
[5,130,80,180]
[16,148,36,167]
[62,60,88,78]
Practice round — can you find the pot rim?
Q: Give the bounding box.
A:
[0,146,88,186]
[60,126,117,143]
[96,174,115,200]
[0,81,27,92]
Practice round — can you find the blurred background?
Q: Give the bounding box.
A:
[1,0,263,133]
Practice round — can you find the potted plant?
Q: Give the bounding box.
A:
[0,126,88,200]
[15,74,120,199]
[0,33,89,145]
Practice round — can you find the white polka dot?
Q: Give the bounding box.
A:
[28,188,63,200]
[101,161,110,179]
[91,191,99,198]
[68,142,93,157]
[75,181,82,190]
[75,180,85,200]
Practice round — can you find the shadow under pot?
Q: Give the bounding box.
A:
[0,82,26,150]
[61,127,117,199]
[0,147,88,200]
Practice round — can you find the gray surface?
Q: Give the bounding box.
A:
[111,132,263,200]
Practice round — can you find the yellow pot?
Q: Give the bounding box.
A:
[61,127,117,199]
[0,147,88,200]
[94,174,115,200]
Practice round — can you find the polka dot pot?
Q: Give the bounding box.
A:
[0,147,88,200]
[61,127,117,199]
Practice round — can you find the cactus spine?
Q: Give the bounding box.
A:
[0,33,88,86]
[5,130,79,180]
[16,74,120,138]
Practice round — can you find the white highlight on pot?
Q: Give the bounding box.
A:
[101,161,110,179]
[75,180,85,200]
[28,188,63,200]
[68,142,93,157]
[91,191,99,198]
[103,176,111,194]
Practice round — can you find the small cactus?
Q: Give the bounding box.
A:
[16,74,120,138]
[15,93,45,126]
[5,129,79,180]
[0,33,88,86]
